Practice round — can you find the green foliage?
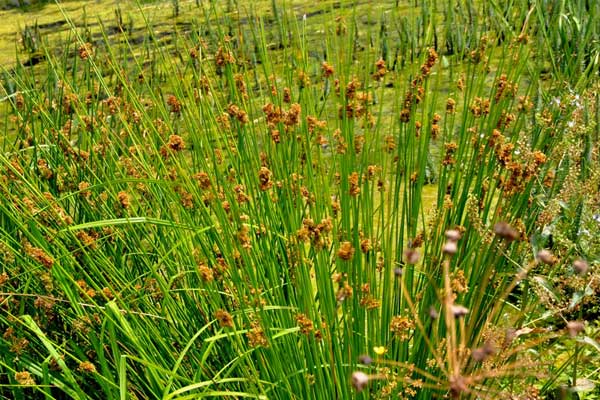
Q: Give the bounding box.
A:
[0,0,599,399]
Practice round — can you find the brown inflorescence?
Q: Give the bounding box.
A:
[372,58,387,81]
[24,243,54,269]
[446,98,456,114]
[215,309,234,328]
[321,61,335,78]
[167,134,185,151]
[258,167,273,191]
[443,142,458,166]
[194,172,212,190]
[198,262,214,282]
[298,70,311,88]
[167,95,182,114]
[78,42,94,60]
[215,46,235,69]
[348,172,361,197]
[246,320,269,347]
[389,315,414,340]
[227,104,249,124]
[283,87,292,103]
[420,48,438,77]
[338,241,355,261]
[296,313,314,335]
[285,103,302,127]
[78,361,97,373]
[117,191,130,209]
[14,371,35,386]
[336,280,353,302]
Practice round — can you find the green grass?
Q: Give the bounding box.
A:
[0,0,599,399]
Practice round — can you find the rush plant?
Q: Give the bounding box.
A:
[0,0,598,399]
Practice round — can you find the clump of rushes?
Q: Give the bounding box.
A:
[0,1,598,399]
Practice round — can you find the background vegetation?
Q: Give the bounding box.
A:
[0,0,599,398]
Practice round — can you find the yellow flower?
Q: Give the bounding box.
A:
[373,346,386,355]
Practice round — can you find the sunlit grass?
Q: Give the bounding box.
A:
[0,0,599,399]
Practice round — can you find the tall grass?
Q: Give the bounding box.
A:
[0,0,599,398]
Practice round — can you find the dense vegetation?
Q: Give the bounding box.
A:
[0,0,599,398]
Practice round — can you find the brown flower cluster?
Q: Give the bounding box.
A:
[499,150,547,196]
[372,58,387,81]
[400,91,414,123]
[258,167,273,191]
[117,191,130,209]
[215,309,234,328]
[296,217,333,250]
[446,98,456,114]
[359,283,381,310]
[431,113,442,139]
[198,261,214,282]
[37,159,53,180]
[296,313,314,335]
[470,35,488,63]
[298,71,311,88]
[450,269,468,293]
[389,315,414,340]
[78,42,93,60]
[167,95,182,114]
[227,103,249,124]
[263,102,283,125]
[234,73,248,99]
[349,172,361,196]
[335,280,353,302]
[78,361,97,373]
[193,171,212,190]
[167,134,185,151]
[215,113,231,131]
[470,97,490,117]
[494,74,518,102]
[24,242,54,269]
[321,61,334,78]
[215,46,235,69]
[15,371,35,386]
[443,142,458,166]
[337,78,374,122]
[246,320,269,347]
[337,241,355,261]
[283,87,292,103]
[306,115,327,134]
[333,129,347,154]
[420,48,438,77]
[285,103,301,126]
